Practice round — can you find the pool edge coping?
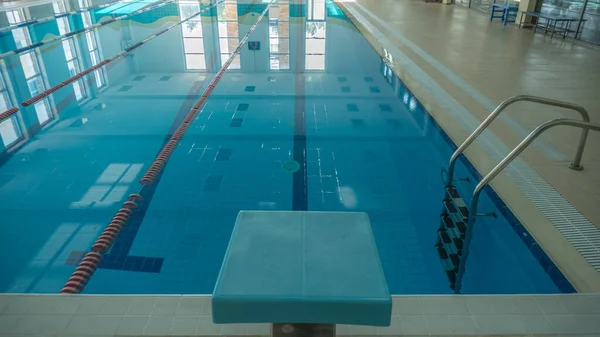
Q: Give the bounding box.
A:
[1,293,599,336]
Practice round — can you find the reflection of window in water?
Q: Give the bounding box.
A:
[8,9,55,125]
[0,63,23,149]
[269,1,290,70]
[217,0,240,69]
[79,0,107,88]
[71,163,143,208]
[54,1,88,102]
[180,1,207,70]
[305,0,326,70]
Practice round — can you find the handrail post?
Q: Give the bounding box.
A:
[446,95,591,184]
[453,118,600,294]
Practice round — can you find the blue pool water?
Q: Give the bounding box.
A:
[0,0,572,294]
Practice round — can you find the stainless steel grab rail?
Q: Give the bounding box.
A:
[454,118,600,293]
[446,95,591,184]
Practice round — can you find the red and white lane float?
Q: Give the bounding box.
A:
[0,107,18,121]
[60,0,274,294]
[60,251,103,294]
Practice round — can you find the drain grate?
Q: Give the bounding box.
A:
[118,85,133,92]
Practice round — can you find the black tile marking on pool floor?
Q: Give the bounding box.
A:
[364,77,374,82]
[369,86,381,93]
[203,175,223,192]
[293,30,308,212]
[379,104,392,112]
[341,86,351,93]
[337,76,347,82]
[347,104,359,112]
[133,76,145,81]
[64,75,207,274]
[230,118,244,127]
[245,86,256,92]
[159,76,172,81]
[216,148,232,161]
[118,85,133,92]
[236,103,249,111]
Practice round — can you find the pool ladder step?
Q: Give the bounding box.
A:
[435,185,468,291]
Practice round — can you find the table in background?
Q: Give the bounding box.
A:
[519,11,586,39]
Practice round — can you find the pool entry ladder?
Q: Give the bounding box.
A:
[435,95,599,294]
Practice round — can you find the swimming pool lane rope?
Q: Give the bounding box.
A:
[59,0,278,294]
[0,107,19,122]
[21,0,230,108]
[0,0,129,34]
[0,0,175,61]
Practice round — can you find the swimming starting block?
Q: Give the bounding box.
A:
[212,211,391,336]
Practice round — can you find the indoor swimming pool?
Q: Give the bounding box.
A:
[0,0,574,294]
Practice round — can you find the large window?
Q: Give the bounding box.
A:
[217,0,240,69]
[0,65,22,148]
[180,1,206,70]
[269,1,290,70]
[305,0,326,71]
[54,1,87,102]
[8,9,54,125]
[79,0,107,88]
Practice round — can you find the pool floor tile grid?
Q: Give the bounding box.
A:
[1,294,599,336]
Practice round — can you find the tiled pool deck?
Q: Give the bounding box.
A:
[1,294,599,336]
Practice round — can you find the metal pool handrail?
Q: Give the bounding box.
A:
[454,118,600,293]
[446,95,591,184]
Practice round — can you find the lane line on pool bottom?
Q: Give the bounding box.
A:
[59,0,274,294]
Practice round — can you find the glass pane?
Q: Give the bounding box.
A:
[306,22,326,38]
[0,118,20,147]
[27,77,43,96]
[34,100,51,124]
[67,60,79,76]
[12,28,30,48]
[270,38,279,52]
[91,50,99,65]
[270,22,279,37]
[179,4,200,19]
[182,20,202,37]
[61,39,75,60]
[220,38,230,54]
[94,69,104,88]
[270,55,280,70]
[228,54,241,69]
[85,31,96,50]
[184,38,204,53]
[81,12,92,27]
[306,38,325,53]
[0,93,9,111]
[218,21,238,38]
[185,54,206,70]
[579,0,600,44]
[306,54,325,70]
[269,7,279,20]
[217,3,237,21]
[20,52,38,79]
[313,0,326,20]
[57,17,70,35]
[279,22,289,37]
[73,79,85,101]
